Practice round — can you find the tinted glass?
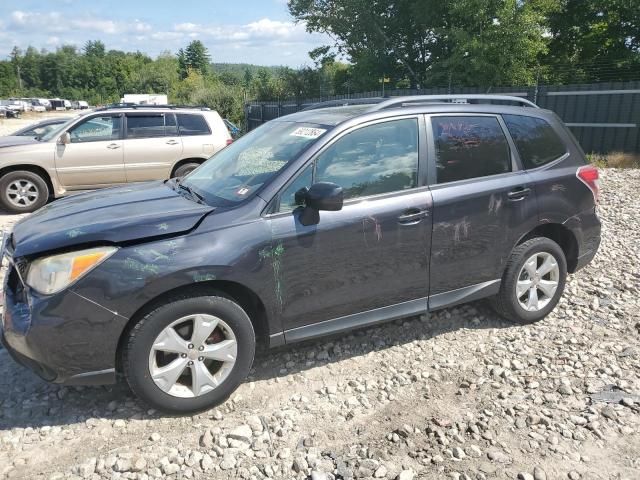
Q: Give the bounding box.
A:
[165,113,178,136]
[278,165,313,212]
[181,121,327,207]
[315,118,418,199]
[69,116,121,143]
[432,116,511,183]
[126,115,165,139]
[177,114,211,136]
[503,114,567,169]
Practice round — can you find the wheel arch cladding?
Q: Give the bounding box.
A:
[517,223,579,273]
[114,280,269,373]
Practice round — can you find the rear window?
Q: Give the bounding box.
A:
[126,114,166,138]
[177,114,211,136]
[503,115,567,169]
[432,116,511,184]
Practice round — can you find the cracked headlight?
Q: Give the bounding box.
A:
[26,246,118,295]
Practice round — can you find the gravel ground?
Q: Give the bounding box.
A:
[0,169,639,480]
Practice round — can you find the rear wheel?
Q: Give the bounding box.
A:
[173,162,201,179]
[491,237,567,324]
[0,170,49,213]
[123,295,255,414]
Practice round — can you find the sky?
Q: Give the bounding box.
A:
[0,0,332,67]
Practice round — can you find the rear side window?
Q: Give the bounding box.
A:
[503,115,567,169]
[126,115,166,138]
[431,116,511,184]
[176,114,211,136]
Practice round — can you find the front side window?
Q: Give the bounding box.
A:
[432,116,511,184]
[68,115,121,143]
[177,114,211,136]
[181,121,328,207]
[315,118,419,200]
[278,165,313,212]
[126,114,166,139]
[503,114,567,169]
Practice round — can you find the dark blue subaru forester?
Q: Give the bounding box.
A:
[1,96,600,413]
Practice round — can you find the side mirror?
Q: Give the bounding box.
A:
[305,182,344,211]
[59,132,71,145]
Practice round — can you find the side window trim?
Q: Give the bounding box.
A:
[123,113,168,140]
[265,115,424,217]
[425,113,518,186]
[68,113,123,143]
[313,115,421,200]
[501,114,569,170]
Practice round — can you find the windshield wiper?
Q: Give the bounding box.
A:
[177,182,205,205]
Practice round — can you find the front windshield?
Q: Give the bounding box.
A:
[40,116,78,142]
[181,121,329,207]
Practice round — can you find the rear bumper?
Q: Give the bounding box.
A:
[2,264,127,385]
[571,208,601,272]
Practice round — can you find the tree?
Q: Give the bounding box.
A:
[177,40,210,78]
[545,0,640,83]
[288,0,561,88]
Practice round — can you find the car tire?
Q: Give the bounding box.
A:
[123,294,255,414]
[173,162,200,179]
[491,237,567,324]
[0,170,49,214]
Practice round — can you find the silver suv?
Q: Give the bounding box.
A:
[0,105,232,213]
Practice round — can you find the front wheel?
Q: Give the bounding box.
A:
[491,237,567,324]
[123,295,255,414]
[0,170,49,213]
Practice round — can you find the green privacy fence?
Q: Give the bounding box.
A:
[245,81,640,154]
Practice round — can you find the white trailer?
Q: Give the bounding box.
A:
[120,94,168,105]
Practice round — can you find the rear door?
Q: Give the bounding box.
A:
[177,113,218,159]
[427,114,538,306]
[123,112,183,182]
[55,113,126,188]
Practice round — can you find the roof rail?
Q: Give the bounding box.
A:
[95,103,211,111]
[369,95,539,110]
[301,97,384,111]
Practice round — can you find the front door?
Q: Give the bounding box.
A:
[265,117,431,336]
[427,114,538,302]
[55,114,126,188]
[123,112,183,182]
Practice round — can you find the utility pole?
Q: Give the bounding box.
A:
[17,65,23,90]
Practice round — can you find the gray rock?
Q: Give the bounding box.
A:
[397,471,415,480]
[228,424,253,443]
[220,454,237,470]
[534,466,547,480]
[517,473,534,480]
[487,450,511,463]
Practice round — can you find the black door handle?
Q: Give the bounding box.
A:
[398,208,428,224]
[507,187,531,200]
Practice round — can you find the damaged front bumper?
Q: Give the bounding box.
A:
[1,255,128,385]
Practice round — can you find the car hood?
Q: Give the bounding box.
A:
[11,181,214,257]
[0,136,39,148]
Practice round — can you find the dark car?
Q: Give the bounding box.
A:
[10,117,68,139]
[0,106,19,119]
[1,95,601,414]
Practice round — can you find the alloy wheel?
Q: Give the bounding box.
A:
[515,251,560,312]
[7,179,39,207]
[148,314,237,398]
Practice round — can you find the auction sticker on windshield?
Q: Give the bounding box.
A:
[290,127,326,138]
